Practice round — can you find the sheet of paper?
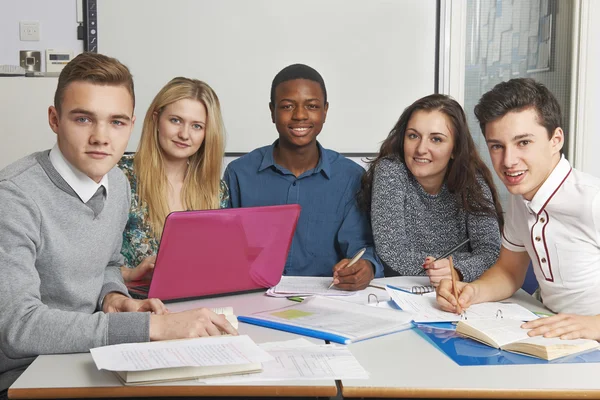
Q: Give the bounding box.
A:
[268,276,353,297]
[198,339,368,383]
[386,287,538,323]
[90,335,273,372]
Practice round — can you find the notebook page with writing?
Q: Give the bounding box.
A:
[267,276,354,297]
[386,287,538,322]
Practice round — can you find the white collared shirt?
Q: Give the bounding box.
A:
[49,144,109,203]
[502,155,600,315]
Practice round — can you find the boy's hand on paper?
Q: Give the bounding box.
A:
[122,255,156,283]
[103,292,168,314]
[522,314,600,341]
[150,308,239,340]
[436,279,478,313]
[332,259,374,291]
[423,256,454,287]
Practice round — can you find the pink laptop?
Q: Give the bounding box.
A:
[127,204,300,302]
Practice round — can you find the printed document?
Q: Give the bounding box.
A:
[198,338,368,383]
[90,335,272,372]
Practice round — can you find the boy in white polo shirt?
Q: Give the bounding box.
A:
[436,78,600,340]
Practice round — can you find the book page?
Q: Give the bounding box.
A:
[516,336,599,348]
[249,296,413,340]
[90,335,273,372]
[459,319,530,348]
[198,338,368,383]
[386,287,538,322]
[268,276,354,297]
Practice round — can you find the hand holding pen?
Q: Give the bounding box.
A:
[423,238,470,287]
[329,248,371,291]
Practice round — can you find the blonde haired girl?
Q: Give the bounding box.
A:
[119,77,227,282]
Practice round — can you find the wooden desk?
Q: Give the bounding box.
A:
[341,290,600,399]
[8,292,337,399]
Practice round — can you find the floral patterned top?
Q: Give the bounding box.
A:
[118,154,230,268]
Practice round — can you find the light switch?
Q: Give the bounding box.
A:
[20,21,40,41]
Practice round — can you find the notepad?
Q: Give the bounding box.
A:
[386,286,538,323]
[266,276,354,297]
[239,295,414,344]
[456,319,600,360]
[369,276,434,294]
[90,335,272,385]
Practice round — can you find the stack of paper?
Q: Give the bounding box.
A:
[267,276,354,297]
[90,335,273,385]
[198,338,369,383]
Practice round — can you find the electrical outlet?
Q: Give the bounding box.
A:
[20,21,40,41]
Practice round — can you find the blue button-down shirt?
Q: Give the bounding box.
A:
[224,141,382,278]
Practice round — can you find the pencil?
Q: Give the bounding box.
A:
[449,256,462,315]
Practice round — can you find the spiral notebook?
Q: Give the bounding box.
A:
[369,276,434,294]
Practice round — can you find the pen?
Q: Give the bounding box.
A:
[431,238,471,263]
[328,247,366,289]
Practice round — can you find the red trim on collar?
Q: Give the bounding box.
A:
[537,168,572,216]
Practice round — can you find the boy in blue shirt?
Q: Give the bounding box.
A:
[225,64,381,290]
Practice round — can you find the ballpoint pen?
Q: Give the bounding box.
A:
[328,247,366,289]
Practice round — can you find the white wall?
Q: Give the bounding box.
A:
[0,0,598,176]
[97,0,438,154]
[0,0,83,71]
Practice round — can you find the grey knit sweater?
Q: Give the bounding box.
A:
[0,151,150,391]
[371,157,500,281]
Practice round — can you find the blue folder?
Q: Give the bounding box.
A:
[414,323,600,366]
[238,316,352,344]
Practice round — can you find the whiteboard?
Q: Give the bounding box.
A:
[98,0,438,153]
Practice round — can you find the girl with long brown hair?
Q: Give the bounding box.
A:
[358,94,503,285]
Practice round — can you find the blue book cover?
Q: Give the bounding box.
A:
[414,324,600,366]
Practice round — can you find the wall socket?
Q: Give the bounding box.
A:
[20,21,40,41]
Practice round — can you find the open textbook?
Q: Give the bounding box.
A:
[239,295,413,344]
[90,334,272,385]
[386,286,538,323]
[266,276,354,297]
[456,319,600,360]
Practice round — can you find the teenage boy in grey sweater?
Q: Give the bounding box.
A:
[0,53,237,395]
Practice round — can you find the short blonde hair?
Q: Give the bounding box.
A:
[134,77,226,238]
[54,52,135,113]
